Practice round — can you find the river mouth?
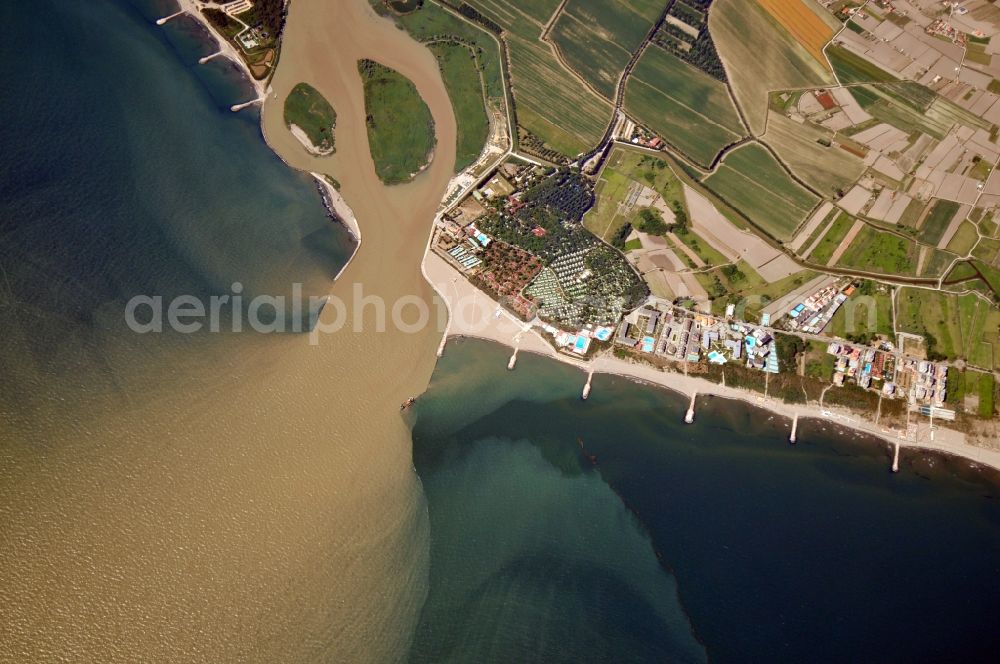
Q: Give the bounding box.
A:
[1,0,456,661]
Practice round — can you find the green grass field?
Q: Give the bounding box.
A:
[836,226,916,275]
[703,143,819,241]
[283,82,336,154]
[624,46,744,166]
[978,373,996,417]
[896,288,999,368]
[467,0,611,155]
[428,42,489,172]
[827,289,894,340]
[374,0,504,103]
[807,212,853,264]
[945,221,979,255]
[550,0,661,98]
[584,148,686,242]
[710,0,834,135]
[737,269,820,322]
[358,59,435,184]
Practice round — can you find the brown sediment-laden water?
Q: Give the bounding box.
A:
[0,0,454,661]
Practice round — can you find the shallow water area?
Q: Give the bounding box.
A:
[409,338,1000,662]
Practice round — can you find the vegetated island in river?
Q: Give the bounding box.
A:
[283,82,337,156]
[359,58,436,184]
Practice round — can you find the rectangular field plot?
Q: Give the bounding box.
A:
[711,0,834,134]
[703,143,819,241]
[834,225,918,276]
[551,0,662,98]
[624,47,744,166]
[467,0,611,155]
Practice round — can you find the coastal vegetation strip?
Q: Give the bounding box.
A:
[283,82,337,155]
[358,59,436,184]
[427,41,490,172]
[624,46,744,166]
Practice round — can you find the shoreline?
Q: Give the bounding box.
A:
[170,0,267,99]
[421,249,1000,473]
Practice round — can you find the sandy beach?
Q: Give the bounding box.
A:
[423,250,1000,472]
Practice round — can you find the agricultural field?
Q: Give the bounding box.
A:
[624,47,745,166]
[896,288,1000,369]
[946,221,979,256]
[807,211,853,264]
[283,82,336,155]
[466,0,611,155]
[703,143,819,241]
[917,199,962,247]
[764,110,865,195]
[834,226,917,276]
[826,45,896,85]
[848,82,990,141]
[756,0,837,67]
[427,42,490,172]
[711,0,834,135]
[358,59,436,185]
[549,0,662,98]
[652,0,727,81]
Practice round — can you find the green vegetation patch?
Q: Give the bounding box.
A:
[979,373,996,417]
[897,288,1000,368]
[827,45,897,85]
[358,59,435,185]
[917,200,962,246]
[283,82,337,155]
[427,42,489,172]
[704,144,819,241]
[826,281,894,343]
[584,149,686,243]
[808,212,853,264]
[550,0,663,98]
[374,0,503,101]
[464,0,611,155]
[945,221,979,255]
[624,46,745,166]
[836,226,916,275]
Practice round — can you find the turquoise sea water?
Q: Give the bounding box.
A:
[410,339,1000,662]
[0,0,353,422]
